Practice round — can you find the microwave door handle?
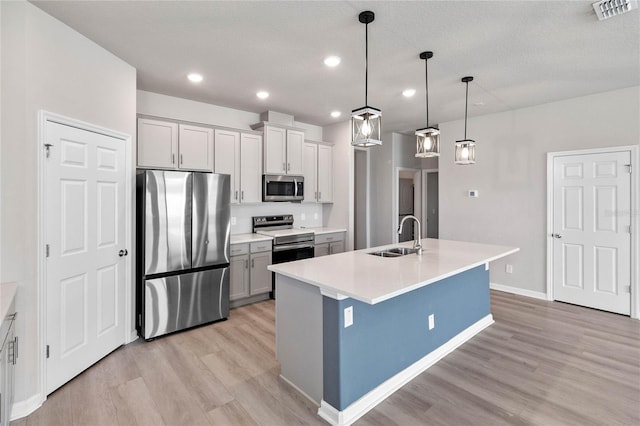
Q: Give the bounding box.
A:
[293,178,298,197]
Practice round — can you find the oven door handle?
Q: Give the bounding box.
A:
[273,243,314,252]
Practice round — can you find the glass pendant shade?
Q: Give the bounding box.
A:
[454,139,476,164]
[352,106,382,147]
[415,126,440,157]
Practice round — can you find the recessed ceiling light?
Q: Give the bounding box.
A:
[331,111,341,118]
[187,73,203,83]
[402,89,416,98]
[256,91,269,99]
[324,56,341,67]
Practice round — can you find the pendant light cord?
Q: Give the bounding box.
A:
[464,80,469,139]
[365,21,368,106]
[425,58,429,127]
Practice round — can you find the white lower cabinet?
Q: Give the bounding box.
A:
[230,241,272,306]
[0,307,17,426]
[314,232,345,257]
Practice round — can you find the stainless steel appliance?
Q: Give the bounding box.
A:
[253,215,314,298]
[136,170,231,340]
[262,175,304,202]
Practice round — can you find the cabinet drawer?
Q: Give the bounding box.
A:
[315,232,344,245]
[230,243,249,256]
[251,241,272,253]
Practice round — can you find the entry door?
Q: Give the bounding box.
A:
[45,121,127,394]
[552,151,631,315]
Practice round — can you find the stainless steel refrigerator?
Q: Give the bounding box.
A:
[136,170,231,340]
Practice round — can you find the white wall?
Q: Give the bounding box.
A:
[438,86,640,295]
[231,203,323,234]
[1,0,136,408]
[321,121,353,248]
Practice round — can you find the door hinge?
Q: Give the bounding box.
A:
[44,143,54,158]
[46,244,50,257]
[625,164,632,174]
[46,344,50,358]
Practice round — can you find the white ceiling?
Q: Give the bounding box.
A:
[31,1,640,133]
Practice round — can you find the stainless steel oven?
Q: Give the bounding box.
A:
[262,175,304,202]
[253,215,314,298]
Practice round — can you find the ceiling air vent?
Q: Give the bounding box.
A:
[593,0,638,20]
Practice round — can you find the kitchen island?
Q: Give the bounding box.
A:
[269,238,518,426]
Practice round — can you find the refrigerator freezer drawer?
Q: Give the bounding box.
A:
[143,268,229,340]
[144,170,192,276]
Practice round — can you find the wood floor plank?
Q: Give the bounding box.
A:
[15,290,640,426]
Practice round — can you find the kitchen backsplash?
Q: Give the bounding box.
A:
[231,203,323,234]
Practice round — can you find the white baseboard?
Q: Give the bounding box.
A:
[317,314,494,426]
[490,282,550,301]
[11,393,45,421]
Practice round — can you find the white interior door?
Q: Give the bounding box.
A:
[45,121,127,394]
[552,151,631,315]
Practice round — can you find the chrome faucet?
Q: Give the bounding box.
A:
[397,215,422,255]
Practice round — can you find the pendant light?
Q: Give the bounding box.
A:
[455,76,476,165]
[351,11,382,147]
[415,51,440,158]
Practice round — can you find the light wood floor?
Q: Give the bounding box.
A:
[14,291,640,426]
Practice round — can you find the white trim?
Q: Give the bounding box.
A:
[490,282,550,301]
[317,314,494,426]
[393,167,422,244]
[279,374,319,406]
[10,393,45,421]
[546,145,639,319]
[37,110,134,402]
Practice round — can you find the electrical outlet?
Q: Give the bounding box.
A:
[428,314,435,330]
[231,217,237,226]
[344,306,353,328]
[506,264,513,274]
[301,213,306,221]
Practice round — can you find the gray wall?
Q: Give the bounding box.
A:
[1,0,136,405]
[438,86,640,295]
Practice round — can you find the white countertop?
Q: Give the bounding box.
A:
[301,227,347,235]
[230,233,273,244]
[269,238,518,304]
[0,282,18,320]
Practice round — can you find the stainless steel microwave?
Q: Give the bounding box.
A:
[262,175,304,202]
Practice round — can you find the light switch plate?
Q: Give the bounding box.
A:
[468,190,479,198]
[344,306,353,328]
[428,314,435,330]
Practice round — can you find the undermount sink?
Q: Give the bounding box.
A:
[368,246,420,257]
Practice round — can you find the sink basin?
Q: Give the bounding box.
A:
[368,246,420,257]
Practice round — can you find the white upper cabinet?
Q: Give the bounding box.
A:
[317,144,333,203]
[240,133,263,203]
[138,118,213,171]
[178,124,214,171]
[303,142,318,203]
[214,128,241,204]
[214,129,262,204]
[137,118,178,169]
[286,129,304,175]
[262,124,305,175]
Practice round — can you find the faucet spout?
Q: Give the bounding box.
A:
[398,215,423,255]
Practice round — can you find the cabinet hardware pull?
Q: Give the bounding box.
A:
[319,191,322,200]
[235,190,238,200]
[172,154,175,164]
[180,154,183,164]
[283,162,286,172]
[288,162,291,171]
[241,190,244,201]
[245,259,248,268]
[251,258,255,268]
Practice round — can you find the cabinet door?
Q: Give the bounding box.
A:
[315,243,329,257]
[137,118,178,168]
[178,124,214,171]
[263,126,287,174]
[214,129,240,204]
[240,133,263,203]
[303,142,318,203]
[230,254,250,301]
[317,144,333,203]
[329,241,345,255]
[250,251,272,295]
[286,130,305,175]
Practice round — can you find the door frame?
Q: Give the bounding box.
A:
[546,145,639,319]
[393,167,422,244]
[36,110,134,406]
[354,148,371,249]
[421,168,438,238]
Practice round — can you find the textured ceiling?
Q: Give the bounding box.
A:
[31,1,640,133]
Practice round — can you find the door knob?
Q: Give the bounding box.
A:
[552,234,562,239]
[119,249,128,257]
